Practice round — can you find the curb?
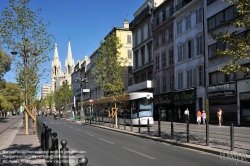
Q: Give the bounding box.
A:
[82,122,250,163]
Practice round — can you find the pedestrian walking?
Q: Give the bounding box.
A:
[184,108,189,124]
[201,110,206,125]
[217,109,223,126]
[197,110,201,125]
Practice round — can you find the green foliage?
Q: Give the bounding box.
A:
[2,82,24,110]
[40,91,54,109]
[54,81,73,109]
[0,0,55,100]
[210,0,250,74]
[0,49,12,89]
[91,33,127,98]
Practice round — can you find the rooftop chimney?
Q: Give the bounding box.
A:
[123,19,129,28]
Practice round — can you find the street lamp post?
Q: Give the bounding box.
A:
[75,77,88,123]
[11,38,38,135]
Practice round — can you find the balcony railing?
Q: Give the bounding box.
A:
[175,0,193,12]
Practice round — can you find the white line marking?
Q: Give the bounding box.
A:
[98,138,115,144]
[84,132,94,137]
[56,122,61,124]
[122,147,156,159]
[68,126,73,128]
[75,129,81,132]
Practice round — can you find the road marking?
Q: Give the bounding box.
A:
[83,132,94,137]
[122,147,156,160]
[75,129,81,132]
[68,126,73,128]
[98,138,115,144]
[56,122,61,124]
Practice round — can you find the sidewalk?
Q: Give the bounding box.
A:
[80,119,250,163]
[0,115,46,166]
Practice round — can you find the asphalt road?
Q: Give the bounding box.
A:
[38,116,249,166]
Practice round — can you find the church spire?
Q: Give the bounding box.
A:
[65,40,75,75]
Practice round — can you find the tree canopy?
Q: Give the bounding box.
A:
[91,33,127,98]
[210,0,250,74]
[54,81,73,110]
[0,0,55,102]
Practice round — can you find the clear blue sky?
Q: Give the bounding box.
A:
[1,0,145,96]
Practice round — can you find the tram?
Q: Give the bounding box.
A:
[79,92,154,125]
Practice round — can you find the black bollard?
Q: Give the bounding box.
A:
[41,123,45,149]
[230,123,234,151]
[52,132,59,166]
[171,121,174,139]
[130,118,133,131]
[158,115,161,137]
[118,118,120,129]
[78,155,88,166]
[44,125,48,151]
[124,117,126,130]
[60,140,69,166]
[187,121,189,143]
[206,122,209,146]
[46,128,53,165]
[138,118,141,133]
[147,118,150,135]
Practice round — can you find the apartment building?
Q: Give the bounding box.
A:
[204,0,250,125]
[86,20,133,100]
[151,0,175,121]
[41,84,52,99]
[128,0,164,94]
[172,0,205,123]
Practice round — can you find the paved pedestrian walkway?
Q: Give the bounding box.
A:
[0,115,46,166]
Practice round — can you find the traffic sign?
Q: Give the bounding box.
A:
[89,99,94,103]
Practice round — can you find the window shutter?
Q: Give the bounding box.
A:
[183,43,186,60]
[191,39,194,58]
[193,68,197,87]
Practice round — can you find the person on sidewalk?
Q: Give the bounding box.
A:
[217,109,223,126]
[201,110,206,125]
[197,110,201,125]
[184,108,189,124]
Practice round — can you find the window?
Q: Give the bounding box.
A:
[127,35,132,44]
[196,35,203,55]
[162,77,167,92]
[141,27,144,42]
[128,66,132,73]
[169,48,174,65]
[148,23,151,37]
[128,77,133,86]
[141,72,146,82]
[156,55,160,70]
[186,15,191,30]
[141,49,144,65]
[209,72,226,85]
[169,26,173,39]
[169,74,174,91]
[156,13,160,26]
[162,52,166,68]
[148,43,152,61]
[187,69,193,88]
[135,51,139,68]
[198,66,203,86]
[154,35,159,47]
[178,72,183,89]
[135,32,138,46]
[135,74,140,84]
[208,5,237,31]
[177,20,182,35]
[196,8,203,24]
[161,30,165,44]
[208,42,226,58]
[193,68,197,87]
[162,9,166,21]
[156,79,160,93]
[148,70,153,80]
[127,50,132,59]
[177,45,183,62]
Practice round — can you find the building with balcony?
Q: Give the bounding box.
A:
[204,0,250,125]
[128,0,165,94]
[151,0,175,121]
[173,0,205,123]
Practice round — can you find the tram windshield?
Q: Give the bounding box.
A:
[131,97,153,119]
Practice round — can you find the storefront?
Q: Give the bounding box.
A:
[207,82,237,125]
[173,88,196,123]
[153,93,174,121]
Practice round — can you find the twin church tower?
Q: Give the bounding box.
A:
[51,41,75,92]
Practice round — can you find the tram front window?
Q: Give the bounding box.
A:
[131,97,153,119]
